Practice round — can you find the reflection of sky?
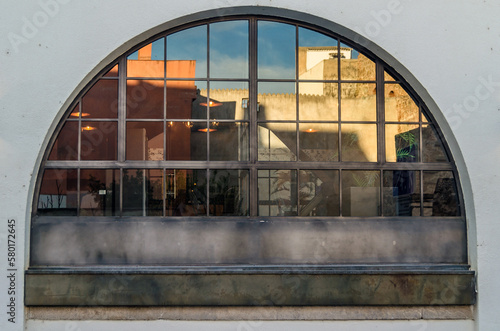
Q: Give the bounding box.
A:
[258,21,295,79]
[299,27,337,47]
[167,25,207,77]
[210,21,248,78]
[126,21,364,79]
[341,42,359,59]
[127,38,165,60]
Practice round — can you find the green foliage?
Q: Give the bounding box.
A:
[352,171,379,187]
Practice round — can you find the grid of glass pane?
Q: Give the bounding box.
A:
[39,19,459,218]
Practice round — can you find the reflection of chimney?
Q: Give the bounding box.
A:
[138,44,152,60]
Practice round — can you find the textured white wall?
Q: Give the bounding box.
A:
[1,0,499,330]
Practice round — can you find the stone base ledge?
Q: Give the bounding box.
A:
[27,306,474,321]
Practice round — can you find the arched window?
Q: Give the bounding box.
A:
[27,14,474,306]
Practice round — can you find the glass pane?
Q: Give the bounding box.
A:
[37,169,77,216]
[383,170,421,216]
[165,169,207,216]
[342,170,380,216]
[258,21,295,79]
[298,27,338,80]
[258,82,296,121]
[258,122,297,161]
[299,83,338,121]
[126,122,164,160]
[167,26,207,78]
[209,169,249,216]
[385,84,419,122]
[80,122,117,160]
[81,80,118,119]
[422,124,448,162]
[384,70,396,81]
[340,83,376,121]
[208,82,249,120]
[258,169,297,216]
[48,121,78,160]
[126,80,164,119]
[210,122,249,161]
[299,123,338,161]
[210,21,248,78]
[103,64,119,77]
[340,43,375,81]
[341,123,377,162]
[122,169,164,216]
[166,121,207,160]
[80,169,119,216]
[166,80,206,119]
[127,38,165,78]
[423,171,460,216]
[385,124,419,162]
[122,169,163,216]
[422,111,430,123]
[299,170,339,216]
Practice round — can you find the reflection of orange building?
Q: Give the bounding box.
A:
[127,44,198,161]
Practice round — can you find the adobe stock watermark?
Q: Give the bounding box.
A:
[443,74,500,130]
[7,0,72,53]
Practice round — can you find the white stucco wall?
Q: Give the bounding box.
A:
[0,0,499,330]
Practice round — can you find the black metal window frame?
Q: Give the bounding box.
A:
[26,9,475,307]
[34,17,462,218]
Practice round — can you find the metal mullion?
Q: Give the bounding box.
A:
[257,79,296,83]
[298,79,340,83]
[339,169,343,216]
[77,101,82,162]
[165,77,211,82]
[76,168,81,216]
[119,168,123,216]
[43,159,454,171]
[257,120,299,123]
[81,118,117,122]
[385,121,421,125]
[338,80,377,84]
[298,120,339,124]
[206,168,210,216]
[336,120,379,125]
[295,25,300,164]
[376,61,385,215]
[124,118,165,122]
[164,36,167,162]
[205,78,250,82]
[376,60,385,164]
[118,57,127,163]
[337,38,342,163]
[249,18,258,216]
[252,161,454,171]
[419,170,424,217]
[126,77,164,81]
[379,169,384,216]
[206,24,211,163]
[419,105,423,163]
[162,168,166,217]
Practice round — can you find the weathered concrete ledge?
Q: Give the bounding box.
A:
[25,270,475,306]
[27,306,474,321]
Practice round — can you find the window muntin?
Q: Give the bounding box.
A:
[34,18,463,267]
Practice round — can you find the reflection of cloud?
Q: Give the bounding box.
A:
[209,56,248,78]
[258,66,296,82]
